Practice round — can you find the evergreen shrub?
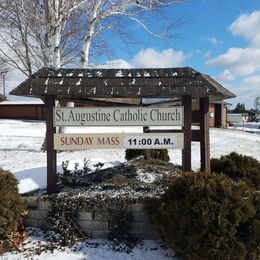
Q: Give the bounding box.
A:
[150,149,170,162]
[0,168,26,239]
[211,152,260,257]
[125,149,169,162]
[211,152,260,189]
[145,171,258,259]
[125,149,143,161]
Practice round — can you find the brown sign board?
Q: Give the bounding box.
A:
[53,107,184,126]
[54,133,184,150]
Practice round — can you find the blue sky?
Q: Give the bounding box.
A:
[96,0,260,109]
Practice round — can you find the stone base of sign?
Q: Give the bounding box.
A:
[23,196,159,240]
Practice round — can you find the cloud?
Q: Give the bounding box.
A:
[242,74,260,89]
[202,36,223,46]
[96,59,132,69]
[131,48,186,68]
[214,69,234,82]
[213,73,260,109]
[229,11,260,47]
[206,11,260,77]
[206,47,260,75]
[231,74,260,108]
[101,48,186,69]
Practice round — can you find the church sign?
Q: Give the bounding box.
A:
[54,133,184,150]
[53,107,184,126]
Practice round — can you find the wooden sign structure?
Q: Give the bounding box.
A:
[10,67,236,194]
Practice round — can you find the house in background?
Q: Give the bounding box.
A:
[227,113,249,125]
[0,100,45,120]
[192,101,229,128]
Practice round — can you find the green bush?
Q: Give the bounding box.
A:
[0,168,26,238]
[145,172,258,259]
[211,152,260,189]
[150,149,170,161]
[125,149,169,162]
[125,149,143,161]
[211,152,260,257]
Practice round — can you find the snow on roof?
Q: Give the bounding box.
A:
[10,67,236,101]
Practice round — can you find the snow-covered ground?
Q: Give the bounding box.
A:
[1,119,260,194]
[228,122,260,134]
[1,228,177,260]
[1,119,260,259]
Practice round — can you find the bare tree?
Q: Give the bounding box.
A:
[80,0,186,68]
[0,0,186,73]
[254,97,260,111]
[0,0,89,75]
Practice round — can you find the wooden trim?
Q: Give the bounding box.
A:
[182,95,192,171]
[45,96,57,194]
[200,97,211,173]
[147,129,182,133]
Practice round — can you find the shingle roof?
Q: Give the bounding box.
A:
[10,67,236,101]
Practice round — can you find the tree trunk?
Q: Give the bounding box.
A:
[81,0,101,68]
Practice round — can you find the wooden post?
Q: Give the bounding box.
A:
[182,95,192,171]
[200,97,211,173]
[45,96,57,194]
[143,126,151,160]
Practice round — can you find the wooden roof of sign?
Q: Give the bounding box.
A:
[10,67,236,100]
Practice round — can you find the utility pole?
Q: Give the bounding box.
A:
[0,70,8,96]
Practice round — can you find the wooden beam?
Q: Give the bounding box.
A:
[145,129,200,142]
[200,97,211,173]
[143,126,151,160]
[146,129,182,133]
[45,96,57,194]
[182,95,192,171]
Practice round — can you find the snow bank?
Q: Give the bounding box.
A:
[2,228,177,260]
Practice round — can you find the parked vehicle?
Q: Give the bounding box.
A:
[227,113,248,125]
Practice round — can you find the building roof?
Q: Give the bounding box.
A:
[0,100,44,105]
[10,67,236,101]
